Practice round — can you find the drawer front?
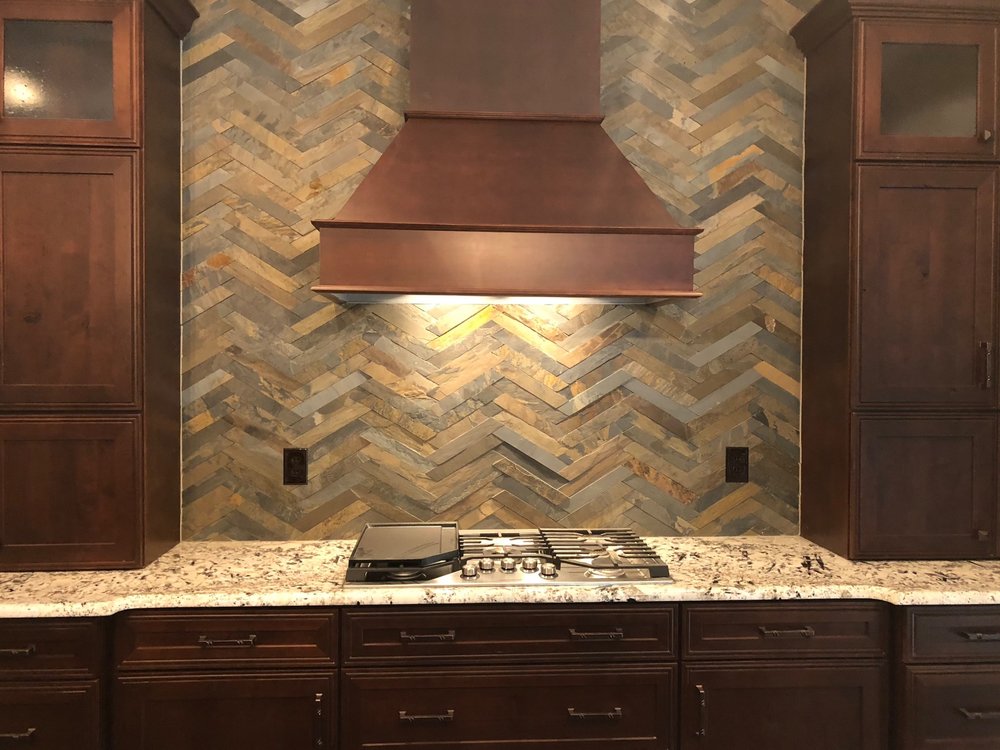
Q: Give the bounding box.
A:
[682,602,889,660]
[115,610,337,670]
[902,607,1000,663]
[901,666,1000,749]
[342,665,675,749]
[343,605,675,665]
[0,680,101,750]
[0,619,103,679]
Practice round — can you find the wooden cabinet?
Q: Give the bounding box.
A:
[0,618,106,750]
[115,673,334,750]
[679,602,890,750]
[0,0,197,571]
[112,609,339,750]
[793,0,1000,560]
[897,606,1000,749]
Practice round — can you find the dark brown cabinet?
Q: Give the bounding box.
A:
[897,606,1000,749]
[0,681,102,749]
[680,603,889,750]
[115,673,335,750]
[0,0,197,571]
[793,0,1000,560]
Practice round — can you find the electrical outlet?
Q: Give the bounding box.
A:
[725,447,749,483]
[283,448,308,485]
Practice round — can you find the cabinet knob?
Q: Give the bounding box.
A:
[981,129,995,143]
[977,530,991,542]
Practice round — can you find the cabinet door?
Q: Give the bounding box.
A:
[0,0,135,144]
[679,663,886,750]
[900,666,1000,749]
[860,21,997,159]
[0,680,101,750]
[855,416,997,559]
[0,151,137,407]
[0,417,138,570]
[114,673,334,750]
[855,166,996,408]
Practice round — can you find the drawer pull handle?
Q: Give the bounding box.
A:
[758,626,816,639]
[0,728,36,742]
[197,635,257,648]
[958,631,1000,642]
[313,693,324,747]
[959,708,1000,721]
[569,628,624,641]
[0,645,35,658]
[567,707,623,721]
[695,684,707,737]
[398,710,455,723]
[399,630,455,642]
[982,342,994,389]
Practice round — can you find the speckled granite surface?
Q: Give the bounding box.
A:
[2,536,999,618]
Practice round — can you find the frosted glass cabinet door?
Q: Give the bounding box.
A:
[861,22,997,159]
[0,1,135,144]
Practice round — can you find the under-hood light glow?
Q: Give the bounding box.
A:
[330,294,698,306]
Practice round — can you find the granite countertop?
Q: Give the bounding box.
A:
[2,536,999,618]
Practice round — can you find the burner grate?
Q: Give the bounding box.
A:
[458,530,547,558]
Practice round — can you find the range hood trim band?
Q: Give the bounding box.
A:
[314,220,703,237]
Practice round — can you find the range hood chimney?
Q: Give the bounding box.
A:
[312,0,702,303]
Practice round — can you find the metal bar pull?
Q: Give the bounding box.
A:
[982,342,994,388]
[0,645,35,658]
[398,710,455,723]
[758,626,816,639]
[567,707,623,721]
[399,630,455,642]
[0,728,36,742]
[695,684,707,737]
[959,631,1000,642]
[959,708,1000,720]
[197,634,257,648]
[569,628,624,641]
[313,693,324,747]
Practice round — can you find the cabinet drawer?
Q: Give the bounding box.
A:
[0,619,104,679]
[0,680,101,750]
[115,610,337,670]
[342,665,675,749]
[901,665,1000,749]
[901,607,1000,663]
[342,605,675,665]
[682,602,888,660]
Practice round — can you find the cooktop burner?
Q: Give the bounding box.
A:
[345,524,671,585]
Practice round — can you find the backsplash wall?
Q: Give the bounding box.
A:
[180,0,812,540]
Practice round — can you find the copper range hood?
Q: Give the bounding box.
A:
[312,0,702,303]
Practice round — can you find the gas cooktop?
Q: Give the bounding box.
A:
[345,523,672,585]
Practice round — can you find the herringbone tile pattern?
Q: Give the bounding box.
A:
[181,0,813,540]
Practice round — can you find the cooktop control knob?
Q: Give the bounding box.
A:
[539,562,558,578]
[461,563,479,579]
[500,557,517,573]
[478,558,495,572]
[522,557,539,572]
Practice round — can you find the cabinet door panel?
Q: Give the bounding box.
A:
[342,666,675,749]
[0,0,136,144]
[901,666,1000,749]
[855,416,997,559]
[0,680,101,750]
[860,22,997,159]
[680,662,886,750]
[0,151,137,406]
[0,417,138,569]
[856,166,996,407]
[114,673,334,750]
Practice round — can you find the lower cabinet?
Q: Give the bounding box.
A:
[114,673,334,749]
[679,662,886,750]
[342,665,675,749]
[0,680,101,750]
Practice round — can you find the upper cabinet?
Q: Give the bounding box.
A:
[860,21,997,160]
[0,0,136,145]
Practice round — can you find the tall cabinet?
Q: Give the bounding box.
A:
[792,0,1000,559]
[0,0,196,570]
